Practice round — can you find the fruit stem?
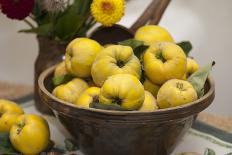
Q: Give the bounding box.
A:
[117,60,125,68]
[92,96,99,103]
[16,122,25,135]
[176,82,184,90]
[112,97,122,106]
[156,51,165,63]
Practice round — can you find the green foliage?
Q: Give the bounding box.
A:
[188,62,214,97]
[21,0,94,41]
[0,133,20,155]
[64,139,78,151]
[52,74,73,86]
[119,39,149,59]
[19,23,53,37]
[204,148,216,155]
[177,41,193,56]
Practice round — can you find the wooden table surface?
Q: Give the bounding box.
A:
[1,82,231,134]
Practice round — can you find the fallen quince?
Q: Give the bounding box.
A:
[0,99,24,132]
[91,45,141,86]
[10,114,50,155]
[99,74,145,110]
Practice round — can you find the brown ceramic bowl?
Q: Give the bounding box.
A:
[38,66,215,155]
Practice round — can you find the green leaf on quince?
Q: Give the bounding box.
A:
[52,74,73,86]
[204,148,216,155]
[177,41,193,56]
[90,102,128,111]
[118,39,149,59]
[188,62,215,98]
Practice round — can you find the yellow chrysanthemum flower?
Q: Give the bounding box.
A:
[91,0,125,27]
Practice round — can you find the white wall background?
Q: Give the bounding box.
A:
[0,0,231,116]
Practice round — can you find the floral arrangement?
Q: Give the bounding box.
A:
[0,0,125,42]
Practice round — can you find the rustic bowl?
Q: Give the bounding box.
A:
[38,66,215,155]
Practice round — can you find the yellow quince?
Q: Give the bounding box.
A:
[53,78,89,103]
[143,42,187,85]
[75,87,100,108]
[186,58,199,77]
[54,61,68,77]
[0,99,24,132]
[91,45,141,86]
[65,38,102,78]
[99,74,145,110]
[139,91,158,112]
[135,25,174,45]
[143,78,160,98]
[10,114,50,155]
[157,79,198,109]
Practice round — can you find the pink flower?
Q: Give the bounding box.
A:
[0,0,35,20]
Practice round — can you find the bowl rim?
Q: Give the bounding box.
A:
[38,65,215,117]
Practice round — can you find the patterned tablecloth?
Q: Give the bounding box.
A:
[18,97,232,155]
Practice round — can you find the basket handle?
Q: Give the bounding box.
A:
[130,0,171,33]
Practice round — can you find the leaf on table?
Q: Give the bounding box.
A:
[226,153,232,155]
[90,102,128,111]
[176,152,201,155]
[188,62,214,98]
[118,39,149,59]
[204,148,216,155]
[177,41,193,56]
[0,133,20,155]
[64,139,78,152]
[52,74,73,86]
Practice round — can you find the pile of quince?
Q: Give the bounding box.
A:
[52,25,207,111]
[0,99,50,154]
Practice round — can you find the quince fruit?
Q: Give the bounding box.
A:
[99,74,145,110]
[75,87,100,108]
[139,91,158,111]
[186,58,199,77]
[143,78,160,98]
[54,61,68,77]
[10,114,50,155]
[91,45,141,86]
[143,42,187,85]
[0,99,24,132]
[53,78,89,103]
[157,79,198,109]
[135,25,174,45]
[65,38,102,78]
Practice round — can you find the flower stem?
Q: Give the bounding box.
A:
[23,19,35,28]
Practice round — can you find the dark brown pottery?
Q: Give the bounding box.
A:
[34,36,67,114]
[38,66,215,155]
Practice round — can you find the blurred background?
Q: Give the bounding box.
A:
[0,0,231,116]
